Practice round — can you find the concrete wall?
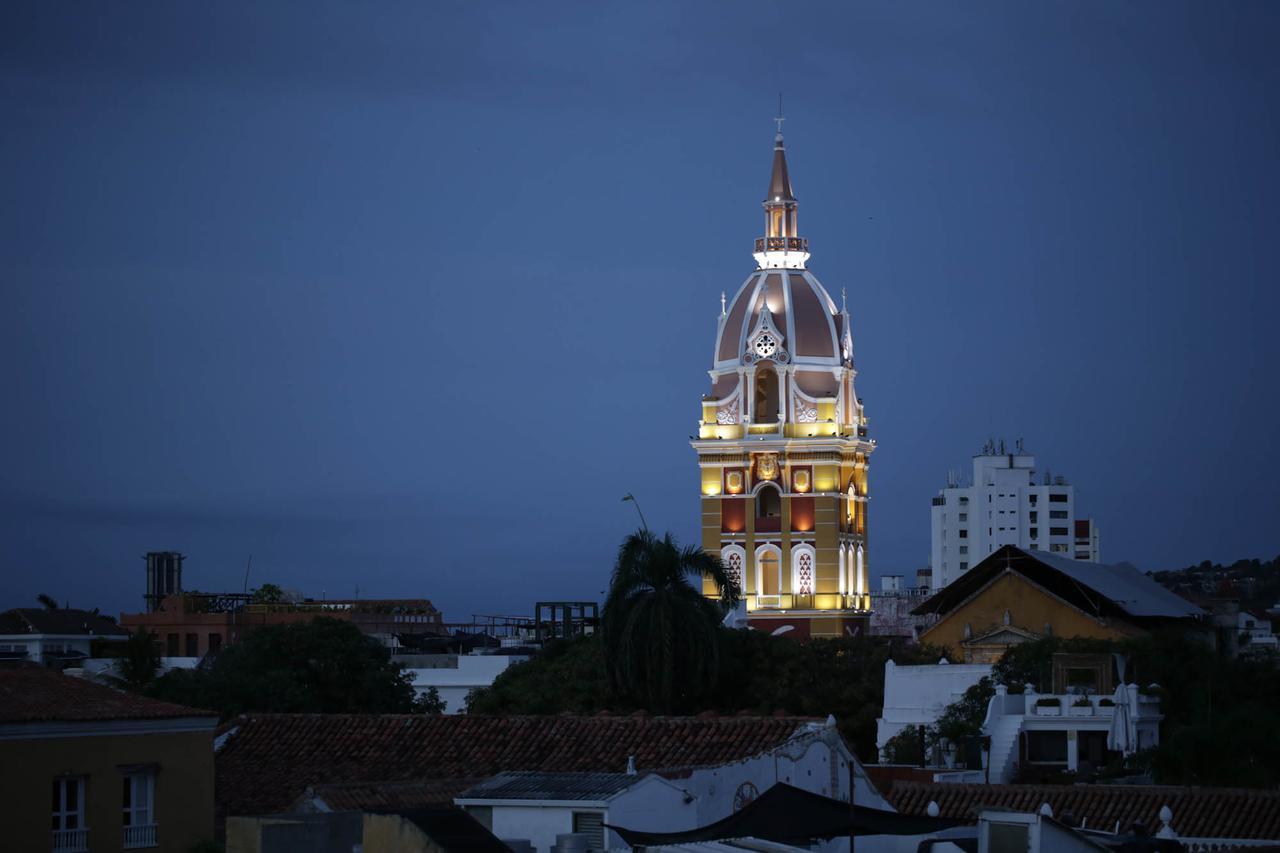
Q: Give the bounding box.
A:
[489,805,585,852]
[479,776,697,852]
[0,725,216,853]
[604,775,699,849]
[676,726,889,827]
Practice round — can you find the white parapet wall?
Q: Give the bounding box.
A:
[876,659,993,758]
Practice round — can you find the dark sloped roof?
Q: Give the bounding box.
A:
[914,547,1204,622]
[0,608,128,637]
[459,771,643,802]
[610,783,962,846]
[0,666,215,724]
[216,713,819,821]
[886,782,1280,840]
[391,808,511,853]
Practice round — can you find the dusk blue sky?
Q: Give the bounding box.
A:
[3,2,1278,620]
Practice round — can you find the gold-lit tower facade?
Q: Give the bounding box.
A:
[691,124,873,639]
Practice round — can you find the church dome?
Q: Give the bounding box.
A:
[699,123,864,435]
[712,268,852,371]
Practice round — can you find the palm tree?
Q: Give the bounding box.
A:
[602,530,740,713]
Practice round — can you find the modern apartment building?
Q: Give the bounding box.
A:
[929,441,1100,590]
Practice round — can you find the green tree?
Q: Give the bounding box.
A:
[36,593,59,610]
[250,583,285,604]
[602,530,739,713]
[146,618,431,719]
[467,627,941,761]
[113,629,162,690]
[467,635,616,715]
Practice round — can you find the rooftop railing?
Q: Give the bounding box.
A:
[754,236,809,253]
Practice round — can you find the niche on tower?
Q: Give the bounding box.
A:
[754,365,780,424]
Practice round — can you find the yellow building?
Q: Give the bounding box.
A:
[913,545,1207,662]
[0,666,218,853]
[691,121,874,640]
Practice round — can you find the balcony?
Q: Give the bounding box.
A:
[52,829,88,853]
[124,824,158,849]
[754,236,809,253]
[745,593,871,612]
[754,516,782,533]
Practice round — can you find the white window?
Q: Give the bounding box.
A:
[52,777,87,852]
[123,772,157,848]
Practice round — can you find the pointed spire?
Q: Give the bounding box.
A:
[768,133,796,203]
[753,109,808,269]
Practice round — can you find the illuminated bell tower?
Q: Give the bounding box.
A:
[690,120,874,640]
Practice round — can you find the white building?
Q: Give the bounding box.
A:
[399,651,532,713]
[981,682,1162,785]
[876,659,993,760]
[454,717,891,852]
[456,772,699,852]
[1238,610,1278,656]
[0,608,127,665]
[929,442,1100,591]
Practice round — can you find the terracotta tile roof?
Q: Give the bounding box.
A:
[296,778,482,812]
[216,713,820,821]
[885,782,1280,840]
[0,608,128,638]
[0,666,215,724]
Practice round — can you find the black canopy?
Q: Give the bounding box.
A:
[608,783,966,846]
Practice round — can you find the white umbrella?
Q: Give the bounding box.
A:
[1107,684,1132,755]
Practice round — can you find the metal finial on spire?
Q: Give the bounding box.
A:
[774,92,785,136]
[720,291,727,317]
[841,287,847,312]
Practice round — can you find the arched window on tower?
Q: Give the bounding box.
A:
[757,548,782,597]
[754,366,780,424]
[755,483,781,533]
